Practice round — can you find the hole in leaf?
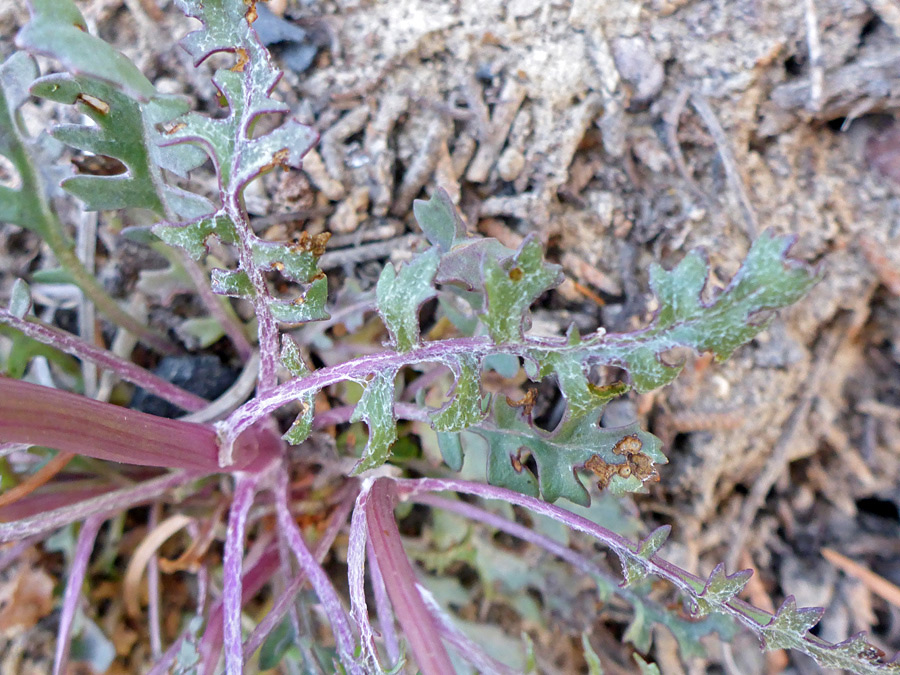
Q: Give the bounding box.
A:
[71,154,127,176]
[531,376,564,432]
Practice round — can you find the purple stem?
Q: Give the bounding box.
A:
[273,469,361,674]
[346,483,380,668]
[412,494,602,579]
[365,477,455,675]
[146,630,188,675]
[367,537,401,666]
[53,513,106,675]
[0,470,198,542]
[391,478,797,639]
[0,309,208,411]
[222,474,259,675]
[222,337,494,446]
[242,480,357,658]
[224,196,280,395]
[199,542,280,675]
[417,584,519,675]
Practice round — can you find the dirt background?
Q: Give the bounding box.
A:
[1,0,900,673]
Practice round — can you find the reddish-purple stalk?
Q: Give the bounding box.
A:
[0,309,208,411]
[365,477,456,675]
[0,470,197,542]
[221,473,259,675]
[366,538,401,667]
[1,379,220,470]
[347,484,381,668]
[242,482,357,659]
[54,513,105,675]
[418,585,520,675]
[272,468,361,674]
[0,378,286,473]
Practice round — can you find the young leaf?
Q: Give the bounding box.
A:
[620,525,670,586]
[760,596,825,651]
[413,188,467,252]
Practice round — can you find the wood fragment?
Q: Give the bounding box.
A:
[301,148,346,201]
[804,0,824,112]
[392,114,451,215]
[365,93,408,217]
[320,105,370,185]
[822,547,900,610]
[466,78,527,183]
[690,93,758,239]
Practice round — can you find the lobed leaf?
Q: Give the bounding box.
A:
[691,563,753,617]
[0,53,47,232]
[154,213,238,260]
[376,248,440,352]
[280,337,316,445]
[606,230,820,391]
[760,596,826,651]
[350,370,399,474]
[472,397,664,505]
[430,354,487,433]
[31,74,163,212]
[16,0,155,99]
[480,236,563,344]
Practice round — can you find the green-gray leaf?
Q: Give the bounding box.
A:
[376,248,440,352]
[350,369,398,474]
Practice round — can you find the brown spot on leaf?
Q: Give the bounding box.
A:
[290,231,331,258]
[260,147,292,174]
[508,266,524,281]
[76,93,110,115]
[72,154,127,176]
[163,121,186,135]
[232,47,250,72]
[585,434,658,490]
[506,388,537,415]
[510,447,530,473]
[584,455,617,490]
[245,0,259,24]
[613,434,642,455]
